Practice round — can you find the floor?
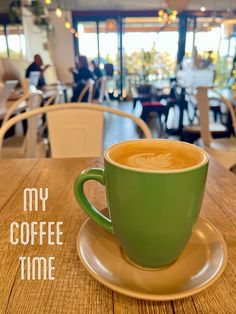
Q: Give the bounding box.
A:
[103,100,179,149]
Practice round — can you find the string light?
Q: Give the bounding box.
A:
[70,28,75,34]
[200,6,206,12]
[157,8,178,23]
[65,20,71,29]
[74,32,79,38]
[55,6,62,18]
[106,19,117,32]
[44,0,52,4]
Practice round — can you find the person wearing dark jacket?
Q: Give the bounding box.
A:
[25,54,50,87]
[91,60,103,99]
[91,60,103,80]
[70,56,94,102]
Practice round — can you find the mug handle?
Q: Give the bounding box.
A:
[74,168,114,234]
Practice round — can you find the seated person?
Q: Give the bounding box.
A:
[91,60,103,80]
[69,55,94,102]
[25,54,50,88]
[91,60,103,99]
[104,63,114,77]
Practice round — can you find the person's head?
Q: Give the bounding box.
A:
[77,55,89,69]
[91,60,97,69]
[34,54,43,67]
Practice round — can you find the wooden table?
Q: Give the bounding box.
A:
[0,157,236,313]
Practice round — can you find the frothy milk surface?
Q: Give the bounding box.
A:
[108,141,205,171]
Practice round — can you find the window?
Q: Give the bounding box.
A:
[6,25,26,58]
[0,25,8,58]
[77,21,98,60]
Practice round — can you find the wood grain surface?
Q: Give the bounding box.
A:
[0,157,235,314]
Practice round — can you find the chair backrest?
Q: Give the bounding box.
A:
[47,107,104,157]
[21,78,29,94]
[2,92,29,125]
[26,92,43,158]
[1,91,42,158]
[213,90,236,136]
[0,80,18,109]
[196,87,236,146]
[29,71,40,88]
[104,63,114,77]
[98,77,107,103]
[0,103,152,159]
[92,77,107,104]
[195,87,212,146]
[78,79,94,103]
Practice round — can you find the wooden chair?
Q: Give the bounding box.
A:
[0,91,47,159]
[20,78,29,94]
[0,80,18,110]
[92,77,107,104]
[21,91,58,151]
[2,92,30,125]
[183,88,230,143]
[0,103,152,159]
[78,79,94,103]
[196,87,236,170]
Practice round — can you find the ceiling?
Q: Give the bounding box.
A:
[0,0,236,13]
[52,0,236,11]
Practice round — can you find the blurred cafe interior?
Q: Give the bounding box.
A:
[1,1,236,312]
[0,0,235,170]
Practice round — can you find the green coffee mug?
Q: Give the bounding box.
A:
[74,139,209,268]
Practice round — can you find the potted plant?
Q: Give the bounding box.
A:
[9,0,53,34]
[136,46,157,95]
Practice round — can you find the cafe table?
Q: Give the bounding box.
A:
[0,157,235,313]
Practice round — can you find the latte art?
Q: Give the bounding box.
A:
[127,153,174,170]
[108,140,206,171]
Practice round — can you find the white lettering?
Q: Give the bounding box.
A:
[19,256,26,280]
[10,222,19,245]
[23,188,38,211]
[56,222,63,245]
[39,221,47,245]
[39,188,48,211]
[48,257,55,280]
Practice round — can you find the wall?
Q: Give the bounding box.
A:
[22,7,51,64]
[0,8,74,85]
[49,10,75,83]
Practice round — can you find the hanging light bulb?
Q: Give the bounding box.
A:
[55,6,62,18]
[70,28,75,34]
[106,19,116,32]
[74,32,79,38]
[65,19,71,29]
[44,0,52,4]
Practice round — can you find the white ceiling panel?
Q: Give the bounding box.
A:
[0,0,235,13]
[62,0,236,11]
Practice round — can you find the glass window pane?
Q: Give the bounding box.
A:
[98,20,119,97]
[77,21,98,60]
[98,20,118,69]
[123,17,178,82]
[0,26,8,58]
[6,25,26,59]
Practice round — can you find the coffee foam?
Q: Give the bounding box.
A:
[124,152,176,170]
[108,141,206,171]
